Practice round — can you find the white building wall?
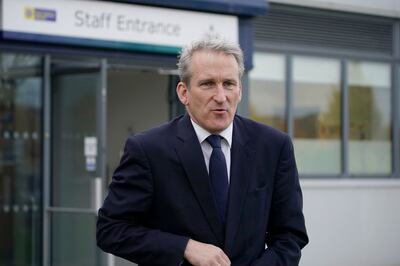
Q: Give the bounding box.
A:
[300,180,400,266]
[270,0,400,18]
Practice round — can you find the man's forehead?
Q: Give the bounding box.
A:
[193,70,238,79]
[191,51,238,70]
[192,49,234,59]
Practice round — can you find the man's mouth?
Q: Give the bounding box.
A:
[212,108,228,114]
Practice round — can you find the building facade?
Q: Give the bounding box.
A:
[252,1,400,266]
[0,0,399,266]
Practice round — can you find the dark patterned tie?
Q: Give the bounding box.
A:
[206,134,229,225]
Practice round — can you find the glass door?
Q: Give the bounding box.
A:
[45,58,106,266]
[0,53,43,266]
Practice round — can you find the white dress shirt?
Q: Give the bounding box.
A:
[190,119,232,182]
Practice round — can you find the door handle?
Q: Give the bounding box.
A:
[92,177,103,214]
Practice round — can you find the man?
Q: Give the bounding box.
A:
[97,38,308,266]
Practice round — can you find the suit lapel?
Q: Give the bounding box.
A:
[224,117,254,253]
[174,115,225,245]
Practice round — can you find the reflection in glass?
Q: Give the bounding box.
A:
[293,56,341,174]
[348,61,391,174]
[0,53,42,265]
[249,53,286,131]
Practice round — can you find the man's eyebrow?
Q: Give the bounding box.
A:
[224,78,238,83]
[197,78,215,84]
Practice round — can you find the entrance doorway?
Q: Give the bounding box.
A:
[106,67,171,181]
[47,58,179,266]
[0,52,181,266]
[46,58,106,266]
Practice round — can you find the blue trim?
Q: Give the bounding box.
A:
[2,31,181,55]
[239,17,254,71]
[118,0,268,16]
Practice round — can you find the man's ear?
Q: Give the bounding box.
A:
[176,82,189,106]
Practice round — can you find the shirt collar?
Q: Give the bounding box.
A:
[190,118,233,148]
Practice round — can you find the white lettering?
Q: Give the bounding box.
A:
[117,15,180,37]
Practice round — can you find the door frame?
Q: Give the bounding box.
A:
[42,55,107,266]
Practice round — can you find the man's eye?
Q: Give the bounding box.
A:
[223,81,235,89]
[201,82,213,87]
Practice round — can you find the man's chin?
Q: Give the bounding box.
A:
[207,121,231,134]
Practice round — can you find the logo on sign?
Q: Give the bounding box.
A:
[24,6,56,22]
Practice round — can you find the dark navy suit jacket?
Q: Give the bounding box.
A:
[97,114,308,265]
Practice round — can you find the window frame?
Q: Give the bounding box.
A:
[250,48,398,178]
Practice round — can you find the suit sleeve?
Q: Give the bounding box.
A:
[252,135,309,266]
[96,136,189,265]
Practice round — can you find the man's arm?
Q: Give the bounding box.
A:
[96,136,189,265]
[252,135,308,266]
[97,136,231,266]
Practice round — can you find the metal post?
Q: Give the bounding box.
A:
[392,22,400,177]
[286,55,293,137]
[97,59,107,200]
[42,55,51,266]
[237,72,250,118]
[107,254,115,266]
[392,64,399,177]
[95,58,108,266]
[341,59,349,177]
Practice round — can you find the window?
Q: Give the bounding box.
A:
[249,53,286,132]
[293,56,341,174]
[249,51,396,177]
[348,61,391,174]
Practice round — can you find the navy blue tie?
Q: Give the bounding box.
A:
[206,135,229,225]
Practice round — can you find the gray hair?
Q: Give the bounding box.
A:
[177,38,245,85]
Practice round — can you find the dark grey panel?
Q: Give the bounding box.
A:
[254,4,394,55]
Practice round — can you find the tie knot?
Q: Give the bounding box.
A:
[206,135,222,149]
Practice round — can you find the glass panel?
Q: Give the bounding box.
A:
[0,53,42,265]
[249,53,286,131]
[348,61,391,174]
[107,68,169,182]
[51,212,99,266]
[51,63,98,208]
[293,56,341,174]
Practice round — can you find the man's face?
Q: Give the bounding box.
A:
[177,50,242,134]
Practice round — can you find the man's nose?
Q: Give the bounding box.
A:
[213,84,227,103]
